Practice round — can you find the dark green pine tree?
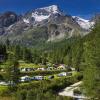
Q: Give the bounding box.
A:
[0,44,7,62]
[4,57,20,88]
[23,47,33,63]
[14,45,21,60]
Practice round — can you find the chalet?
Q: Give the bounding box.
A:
[57,64,66,70]
[37,67,46,71]
[71,67,76,71]
[53,64,59,68]
[47,67,55,70]
[20,67,34,72]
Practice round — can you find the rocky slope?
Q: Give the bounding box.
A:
[0,11,18,35]
[0,5,94,46]
[73,16,94,31]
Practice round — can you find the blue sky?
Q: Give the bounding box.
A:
[0,0,100,19]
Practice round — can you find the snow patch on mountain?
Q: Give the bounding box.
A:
[7,24,14,30]
[40,5,59,14]
[31,5,59,22]
[32,13,50,22]
[73,16,95,30]
[23,18,30,24]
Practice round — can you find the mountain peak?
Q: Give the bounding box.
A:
[73,16,89,22]
[0,11,18,28]
[23,5,61,22]
[73,16,94,30]
[0,5,94,45]
[39,5,59,14]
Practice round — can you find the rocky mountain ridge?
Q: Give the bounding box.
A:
[0,5,96,46]
[72,16,95,30]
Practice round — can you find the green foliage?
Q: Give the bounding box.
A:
[4,59,20,87]
[83,22,100,99]
[0,86,9,96]
[16,77,75,100]
[14,45,22,60]
[0,20,100,99]
[22,47,33,63]
[17,90,27,100]
[0,44,7,62]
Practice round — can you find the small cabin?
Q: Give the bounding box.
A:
[71,67,76,71]
[57,64,66,70]
[20,67,34,72]
[37,68,46,71]
[47,67,55,70]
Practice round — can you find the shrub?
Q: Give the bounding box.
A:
[16,90,27,100]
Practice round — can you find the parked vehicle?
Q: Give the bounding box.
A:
[20,75,31,82]
[34,76,44,80]
[58,72,67,77]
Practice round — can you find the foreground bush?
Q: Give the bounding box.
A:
[15,77,77,100]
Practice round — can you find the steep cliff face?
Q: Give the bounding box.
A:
[0,11,18,35]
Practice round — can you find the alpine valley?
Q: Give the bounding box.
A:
[0,4,100,100]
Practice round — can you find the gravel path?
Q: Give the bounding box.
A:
[58,81,87,100]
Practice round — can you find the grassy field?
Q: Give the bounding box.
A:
[0,96,15,100]
[0,86,7,91]
[0,60,47,69]
[18,60,48,68]
[0,86,9,96]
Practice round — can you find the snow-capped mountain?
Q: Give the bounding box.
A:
[0,5,96,46]
[23,5,94,31]
[73,16,95,30]
[39,5,59,14]
[23,5,61,23]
